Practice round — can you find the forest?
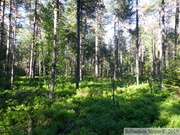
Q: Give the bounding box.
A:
[0,0,180,134]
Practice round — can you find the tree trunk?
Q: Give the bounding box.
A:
[101,57,104,78]
[76,0,81,89]
[29,0,38,84]
[95,12,98,78]
[49,0,59,99]
[140,41,145,76]
[0,0,5,78]
[80,29,82,81]
[5,0,13,88]
[38,29,42,87]
[119,30,123,77]
[174,0,179,60]
[161,0,166,76]
[157,8,162,77]
[0,0,5,47]
[115,33,119,79]
[113,21,118,79]
[129,39,133,75]
[80,2,84,81]
[151,31,156,77]
[39,51,42,85]
[11,0,17,88]
[135,0,139,85]
[42,46,46,84]
[118,39,122,76]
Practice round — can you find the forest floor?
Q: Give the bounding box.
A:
[0,76,180,135]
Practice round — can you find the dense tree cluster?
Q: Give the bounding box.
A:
[0,0,179,95]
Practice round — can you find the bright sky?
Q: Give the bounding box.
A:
[104,0,151,44]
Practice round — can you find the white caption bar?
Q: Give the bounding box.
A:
[124,128,180,135]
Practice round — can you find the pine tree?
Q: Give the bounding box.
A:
[29,0,38,85]
[5,0,13,88]
[161,0,166,76]
[76,0,81,89]
[49,0,59,99]
[135,0,139,85]
[174,0,179,60]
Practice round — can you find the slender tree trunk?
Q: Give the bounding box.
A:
[135,0,139,85]
[83,17,88,79]
[38,29,42,87]
[80,30,82,81]
[5,0,13,88]
[151,32,156,77]
[0,0,5,78]
[174,0,179,60]
[49,0,59,99]
[140,41,145,76]
[115,34,119,79]
[42,46,46,84]
[119,33,123,76]
[161,0,166,76]
[0,0,5,47]
[80,8,85,81]
[158,8,162,77]
[101,56,104,78]
[113,21,117,79]
[129,39,133,75]
[39,51,42,85]
[11,0,17,88]
[76,0,80,89]
[29,0,38,84]
[95,12,98,78]
[118,29,123,77]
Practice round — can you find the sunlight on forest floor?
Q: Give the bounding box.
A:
[0,76,180,135]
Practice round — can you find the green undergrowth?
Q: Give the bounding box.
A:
[0,76,179,135]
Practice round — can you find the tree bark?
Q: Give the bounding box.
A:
[38,29,42,87]
[29,0,38,84]
[115,34,119,79]
[95,11,99,78]
[174,0,179,60]
[157,7,162,76]
[79,25,82,81]
[118,28,123,77]
[151,31,156,77]
[0,0,5,78]
[11,0,17,88]
[5,0,13,88]
[161,0,166,76]
[135,0,139,85]
[140,41,145,76]
[113,20,118,79]
[76,0,81,89]
[0,0,5,47]
[42,46,46,84]
[49,0,59,99]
